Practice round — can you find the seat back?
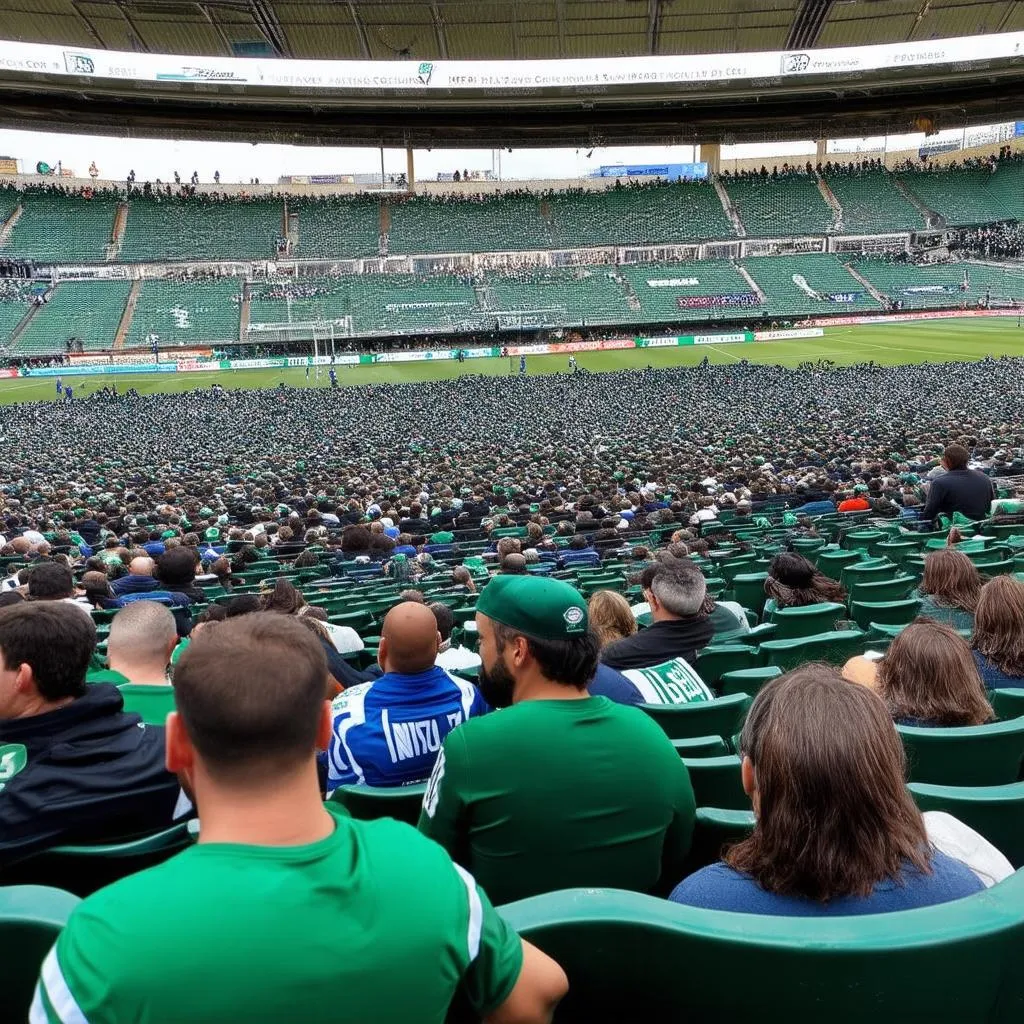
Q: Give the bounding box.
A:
[0,885,80,1021]
[990,688,1024,722]
[500,877,1024,1023]
[849,597,921,631]
[767,601,846,639]
[679,755,748,810]
[760,629,867,672]
[328,782,427,827]
[848,576,917,603]
[897,717,1024,786]
[695,645,765,687]
[638,693,751,741]
[731,572,769,617]
[118,683,176,725]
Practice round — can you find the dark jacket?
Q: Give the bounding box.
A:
[601,617,716,672]
[111,573,162,597]
[922,469,994,523]
[0,684,182,866]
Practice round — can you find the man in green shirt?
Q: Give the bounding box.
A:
[32,613,566,1024]
[419,575,696,906]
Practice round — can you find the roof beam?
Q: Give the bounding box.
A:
[647,0,663,55]
[348,1,373,59]
[430,2,449,58]
[555,0,566,57]
[249,0,291,57]
[785,0,835,51]
[70,0,108,49]
[197,3,235,56]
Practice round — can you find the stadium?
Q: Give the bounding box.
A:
[3,1,1024,1021]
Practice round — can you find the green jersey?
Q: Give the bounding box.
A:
[419,696,695,905]
[32,806,522,1024]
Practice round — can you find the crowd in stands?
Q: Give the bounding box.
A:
[4,347,1024,1017]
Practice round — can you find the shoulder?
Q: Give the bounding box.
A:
[669,863,759,910]
[330,682,375,720]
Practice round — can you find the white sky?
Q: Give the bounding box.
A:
[0,123,1004,183]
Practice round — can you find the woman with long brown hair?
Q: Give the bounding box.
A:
[972,575,1024,690]
[916,548,982,630]
[764,552,846,611]
[588,589,637,648]
[876,619,993,727]
[670,664,983,914]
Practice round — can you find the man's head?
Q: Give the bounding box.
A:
[429,602,455,646]
[27,562,75,600]
[107,600,179,685]
[128,556,156,577]
[474,575,597,708]
[942,444,970,471]
[156,547,196,587]
[639,559,707,621]
[0,603,95,718]
[500,553,528,575]
[378,601,440,675]
[167,613,329,792]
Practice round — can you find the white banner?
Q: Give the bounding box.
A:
[694,333,747,345]
[0,32,1019,92]
[285,355,360,367]
[375,349,455,363]
[754,328,825,341]
[638,336,680,348]
[647,278,699,287]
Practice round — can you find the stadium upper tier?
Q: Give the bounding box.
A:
[1,162,1020,267]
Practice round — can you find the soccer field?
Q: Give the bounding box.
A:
[2,317,1022,405]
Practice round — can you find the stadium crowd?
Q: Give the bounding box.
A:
[3,355,1024,1020]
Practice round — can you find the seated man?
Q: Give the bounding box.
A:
[106,600,179,724]
[601,561,714,672]
[430,602,482,675]
[0,603,183,866]
[111,556,162,597]
[327,601,488,789]
[25,562,92,618]
[419,575,696,905]
[32,613,566,1024]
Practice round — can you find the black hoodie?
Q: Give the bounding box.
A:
[0,684,182,866]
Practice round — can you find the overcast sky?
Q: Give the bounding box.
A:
[0,125,987,184]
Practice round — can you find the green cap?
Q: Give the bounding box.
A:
[430,531,454,544]
[854,484,869,494]
[782,512,798,526]
[205,527,220,541]
[161,529,176,540]
[476,575,588,640]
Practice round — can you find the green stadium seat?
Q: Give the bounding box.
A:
[897,717,1024,786]
[695,644,765,687]
[679,755,748,811]
[815,549,863,580]
[498,873,1024,1023]
[731,572,769,617]
[717,665,783,697]
[328,782,427,827]
[760,629,867,671]
[766,601,846,639]
[909,781,1024,869]
[990,689,1024,721]
[638,693,751,742]
[670,736,730,758]
[685,806,756,872]
[849,597,921,631]
[824,170,925,233]
[847,576,917,603]
[117,683,176,725]
[0,884,80,1022]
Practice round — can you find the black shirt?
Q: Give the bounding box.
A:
[922,469,995,523]
[601,617,716,672]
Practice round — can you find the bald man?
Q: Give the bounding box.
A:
[327,601,489,789]
[111,556,162,598]
[108,601,179,686]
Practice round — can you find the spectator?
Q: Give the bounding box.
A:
[837,484,872,513]
[430,601,482,674]
[601,560,714,671]
[107,601,179,687]
[670,665,985,914]
[32,613,567,1023]
[26,561,91,617]
[0,603,183,866]
[157,547,204,604]
[916,548,982,630]
[419,575,695,904]
[327,602,488,788]
[111,556,161,597]
[764,552,846,611]
[452,565,477,594]
[80,570,118,609]
[972,575,1024,689]
[588,590,636,648]
[922,444,995,524]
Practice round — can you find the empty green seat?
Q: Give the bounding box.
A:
[847,576,917,603]
[0,884,80,1021]
[767,601,846,639]
[328,782,427,827]
[671,736,729,758]
[849,597,921,631]
[760,629,867,672]
[695,645,765,687]
[717,665,783,697]
[897,717,1024,786]
[990,688,1024,721]
[874,540,923,564]
[732,573,769,617]
[680,755,748,811]
[815,549,862,580]
[118,683,176,725]
[910,781,1024,868]
[638,693,751,742]
[840,560,897,589]
[843,529,886,552]
[499,872,1024,1023]
[686,807,756,871]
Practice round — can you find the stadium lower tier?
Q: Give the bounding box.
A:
[2,258,1022,355]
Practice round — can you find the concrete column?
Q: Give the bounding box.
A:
[699,143,721,174]
[816,139,827,162]
[406,148,415,190]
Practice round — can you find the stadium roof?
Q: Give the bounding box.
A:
[5,0,1024,61]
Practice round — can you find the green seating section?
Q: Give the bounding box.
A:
[619,261,761,322]
[982,160,1024,221]
[484,268,630,326]
[14,280,130,354]
[120,196,281,262]
[5,193,119,263]
[125,279,242,348]
[742,254,879,317]
[723,175,832,237]
[550,181,733,247]
[291,197,380,259]
[853,258,1024,308]
[350,274,479,335]
[0,285,35,348]
[824,171,925,233]
[900,167,1016,226]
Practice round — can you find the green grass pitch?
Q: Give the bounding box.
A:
[2,317,1023,404]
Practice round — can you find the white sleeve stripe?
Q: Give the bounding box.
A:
[29,983,49,1024]
[41,947,89,1024]
[456,679,476,720]
[454,863,483,963]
